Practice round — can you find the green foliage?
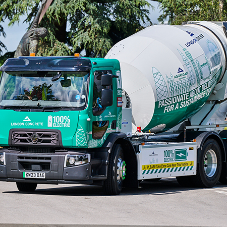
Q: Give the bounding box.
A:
[0,25,7,55]
[0,51,14,65]
[0,51,14,77]
[0,0,152,57]
[157,0,227,25]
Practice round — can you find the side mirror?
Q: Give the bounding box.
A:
[101,89,113,107]
[101,74,112,86]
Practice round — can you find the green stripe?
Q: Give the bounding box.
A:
[23,172,25,178]
[142,165,194,175]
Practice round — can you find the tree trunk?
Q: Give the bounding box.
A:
[219,0,224,19]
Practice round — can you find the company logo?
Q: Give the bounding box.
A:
[47,115,70,127]
[48,116,52,127]
[23,116,31,122]
[186,31,194,37]
[104,112,116,118]
[164,149,188,162]
[175,149,187,161]
[122,122,128,125]
[31,132,39,144]
[185,34,204,47]
[149,151,158,156]
[177,68,184,73]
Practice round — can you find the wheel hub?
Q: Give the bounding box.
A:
[204,149,217,178]
[117,158,126,183]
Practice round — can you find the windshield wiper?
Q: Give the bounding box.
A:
[52,72,62,81]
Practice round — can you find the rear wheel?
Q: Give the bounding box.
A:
[104,144,126,195]
[16,182,37,192]
[191,139,222,188]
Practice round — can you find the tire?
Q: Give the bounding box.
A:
[191,139,222,188]
[16,182,37,192]
[104,144,126,195]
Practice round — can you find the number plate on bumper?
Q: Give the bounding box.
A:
[23,172,45,179]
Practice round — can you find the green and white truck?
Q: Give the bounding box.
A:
[1,21,227,194]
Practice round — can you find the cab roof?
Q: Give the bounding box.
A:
[0,56,92,72]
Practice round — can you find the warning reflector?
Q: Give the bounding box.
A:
[117,97,123,107]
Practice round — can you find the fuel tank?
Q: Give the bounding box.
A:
[106,22,227,132]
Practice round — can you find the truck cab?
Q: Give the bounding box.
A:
[0,56,128,194]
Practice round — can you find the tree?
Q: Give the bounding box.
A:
[0,24,7,55]
[156,0,227,25]
[0,0,152,57]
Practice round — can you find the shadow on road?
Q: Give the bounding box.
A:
[2,178,226,196]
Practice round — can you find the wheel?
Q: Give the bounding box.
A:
[16,182,37,192]
[191,139,222,188]
[176,176,193,187]
[104,144,126,195]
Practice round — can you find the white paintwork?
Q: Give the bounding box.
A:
[137,142,197,180]
[121,108,132,137]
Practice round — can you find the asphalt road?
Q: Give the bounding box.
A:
[0,178,227,227]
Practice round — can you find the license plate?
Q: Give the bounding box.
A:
[23,172,45,179]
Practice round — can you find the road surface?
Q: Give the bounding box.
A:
[0,178,226,226]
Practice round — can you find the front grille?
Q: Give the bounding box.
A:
[17,156,51,171]
[18,156,51,161]
[10,130,61,146]
[26,148,53,153]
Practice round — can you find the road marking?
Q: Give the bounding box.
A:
[204,187,227,195]
[215,190,227,195]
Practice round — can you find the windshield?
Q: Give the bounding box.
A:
[0,71,89,110]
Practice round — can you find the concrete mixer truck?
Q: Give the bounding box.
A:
[1,21,227,195]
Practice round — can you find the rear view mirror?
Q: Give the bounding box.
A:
[101,89,113,107]
[61,79,71,87]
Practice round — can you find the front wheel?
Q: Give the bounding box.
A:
[191,139,222,188]
[16,182,37,192]
[104,144,126,195]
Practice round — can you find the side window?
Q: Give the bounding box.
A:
[93,70,112,108]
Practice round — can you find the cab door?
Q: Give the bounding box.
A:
[88,70,117,148]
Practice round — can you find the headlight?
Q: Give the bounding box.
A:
[0,152,5,165]
[65,154,90,167]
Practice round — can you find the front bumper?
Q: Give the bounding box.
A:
[0,150,93,184]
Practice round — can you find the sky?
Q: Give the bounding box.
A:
[0,1,163,54]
